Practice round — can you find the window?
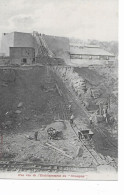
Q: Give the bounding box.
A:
[32,58,35,63]
[23,58,27,63]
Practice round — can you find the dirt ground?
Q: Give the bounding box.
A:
[2,120,95,167]
[0,66,69,134]
[0,66,117,170]
[0,66,85,166]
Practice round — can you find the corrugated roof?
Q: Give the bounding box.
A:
[70,46,115,56]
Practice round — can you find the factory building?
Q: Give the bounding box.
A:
[70,45,115,66]
[0,32,35,65]
[1,32,34,56]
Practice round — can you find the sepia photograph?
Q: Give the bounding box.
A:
[0,0,118,180]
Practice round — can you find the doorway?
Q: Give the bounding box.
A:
[23,58,27,63]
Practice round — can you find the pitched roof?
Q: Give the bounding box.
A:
[70,46,115,56]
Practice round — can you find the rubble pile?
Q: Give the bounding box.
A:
[51,66,117,125]
[52,67,92,109]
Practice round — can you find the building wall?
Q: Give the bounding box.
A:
[10,47,35,65]
[109,56,115,60]
[0,32,34,56]
[10,58,34,65]
[92,56,100,59]
[14,32,34,48]
[0,32,14,56]
[43,34,70,59]
[70,54,115,60]
[71,54,90,59]
[70,54,115,67]
[70,59,114,67]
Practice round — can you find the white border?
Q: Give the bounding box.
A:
[0,0,123,194]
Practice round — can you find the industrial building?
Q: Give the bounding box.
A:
[0,31,115,66]
[1,32,34,56]
[70,45,115,65]
[0,32,35,65]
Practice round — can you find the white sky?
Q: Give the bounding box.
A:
[0,0,118,42]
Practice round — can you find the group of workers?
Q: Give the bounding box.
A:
[69,103,94,126]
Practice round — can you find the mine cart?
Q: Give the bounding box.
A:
[79,129,94,140]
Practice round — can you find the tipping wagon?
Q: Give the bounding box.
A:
[78,129,94,141]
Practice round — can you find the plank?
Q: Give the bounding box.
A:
[45,142,73,159]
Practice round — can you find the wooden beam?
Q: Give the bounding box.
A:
[45,142,73,159]
[55,83,62,96]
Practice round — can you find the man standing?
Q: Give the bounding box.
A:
[78,131,83,141]
[68,104,72,113]
[89,116,93,124]
[70,114,74,124]
[34,131,38,141]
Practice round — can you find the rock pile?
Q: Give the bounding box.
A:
[52,67,92,109]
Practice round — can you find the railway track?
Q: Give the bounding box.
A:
[71,123,104,166]
[51,68,117,151]
[70,123,117,169]
[94,126,117,149]
[0,161,96,172]
[43,68,117,169]
[49,72,108,166]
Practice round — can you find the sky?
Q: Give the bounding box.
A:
[0,0,118,42]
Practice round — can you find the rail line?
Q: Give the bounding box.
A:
[0,161,96,172]
[71,123,102,166]
[44,68,117,169]
[65,81,118,149]
[94,126,117,149]
[50,72,108,166]
[51,68,117,150]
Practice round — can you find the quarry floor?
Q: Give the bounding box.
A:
[0,65,118,172]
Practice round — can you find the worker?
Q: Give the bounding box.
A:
[78,131,82,141]
[89,116,92,124]
[103,107,108,115]
[103,113,108,123]
[70,114,74,124]
[96,109,99,115]
[68,104,72,112]
[34,131,38,141]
